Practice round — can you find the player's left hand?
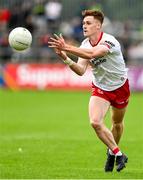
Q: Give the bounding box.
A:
[48,34,67,50]
[54,48,67,60]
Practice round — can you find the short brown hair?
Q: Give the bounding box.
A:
[82,10,104,24]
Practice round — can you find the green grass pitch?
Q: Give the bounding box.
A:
[0,89,143,179]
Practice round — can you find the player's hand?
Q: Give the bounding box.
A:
[54,48,67,60]
[48,34,68,50]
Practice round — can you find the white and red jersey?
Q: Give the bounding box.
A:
[80,32,128,91]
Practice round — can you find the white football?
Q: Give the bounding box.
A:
[8,27,32,51]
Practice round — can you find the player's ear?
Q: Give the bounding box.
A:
[95,19,102,30]
[97,23,102,30]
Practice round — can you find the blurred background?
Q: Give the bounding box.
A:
[0,0,143,91]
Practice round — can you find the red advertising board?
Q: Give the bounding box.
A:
[4,64,92,91]
[3,63,143,91]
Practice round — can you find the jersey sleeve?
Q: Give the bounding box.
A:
[99,37,120,54]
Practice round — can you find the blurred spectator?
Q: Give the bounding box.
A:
[71,16,83,42]
[88,1,103,11]
[119,20,133,64]
[0,32,12,63]
[0,7,11,31]
[0,7,11,23]
[8,1,32,30]
[8,5,21,29]
[59,21,73,38]
[25,15,35,34]
[128,41,143,65]
[45,0,62,32]
[32,0,45,16]
[32,0,47,34]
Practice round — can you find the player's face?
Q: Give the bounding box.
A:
[82,16,101,37]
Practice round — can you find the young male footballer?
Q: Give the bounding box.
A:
[48,10,130,172]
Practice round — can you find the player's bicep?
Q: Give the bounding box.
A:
[92,45,109,57]
[100,39,119,54]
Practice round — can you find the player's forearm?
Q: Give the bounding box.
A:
[63,58,86,76]
[64,44,108,59]
[70,63,86,76]
[64,45,93,59]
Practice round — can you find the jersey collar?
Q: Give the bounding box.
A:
[89,32,103,47]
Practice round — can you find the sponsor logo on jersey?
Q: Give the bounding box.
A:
[105,40,115,47]
[100,40,115,49]
[90,58,107,67]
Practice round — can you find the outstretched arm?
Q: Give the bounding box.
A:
[48,34,109,59]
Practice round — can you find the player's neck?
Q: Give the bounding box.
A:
[89,31,102,46]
